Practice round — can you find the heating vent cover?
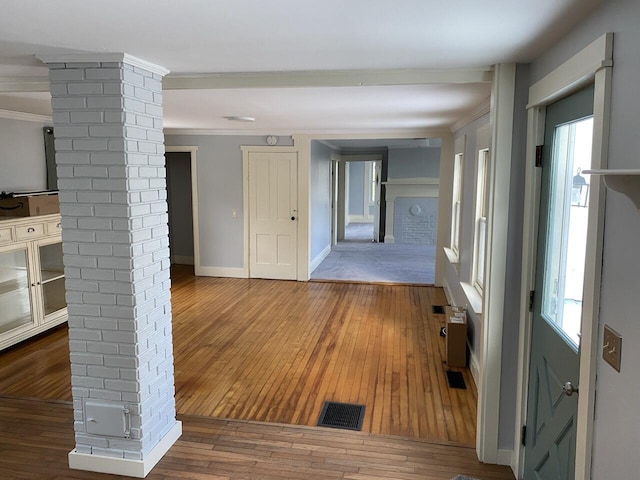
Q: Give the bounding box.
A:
[317,401,365,431]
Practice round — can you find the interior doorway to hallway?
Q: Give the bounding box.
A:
[311,138,440,285]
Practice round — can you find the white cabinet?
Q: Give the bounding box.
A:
[0,214,67,350]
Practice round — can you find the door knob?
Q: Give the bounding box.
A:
[562,382,578,396]
[291,216,296,221]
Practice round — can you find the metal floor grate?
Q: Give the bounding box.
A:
[446,370,467,389]
[317,401,365,431]
[432,305,446,314]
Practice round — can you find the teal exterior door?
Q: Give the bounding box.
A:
[523,85,594,479]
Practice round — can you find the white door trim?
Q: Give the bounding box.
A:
[476,63,516,465]
[165,146,200,274]
[241,146,300,279]
[513,32,613,479]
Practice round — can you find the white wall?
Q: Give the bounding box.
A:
[527,0,640,477]
[163,134,294,269]
[0,117,49,192]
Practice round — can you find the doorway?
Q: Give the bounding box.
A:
[523,85,594,479]
[166,151,195,266]
[314,141,439,285]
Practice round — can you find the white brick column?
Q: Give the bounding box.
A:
[39,53,181,478]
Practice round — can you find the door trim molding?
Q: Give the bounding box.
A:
[476,62,516,466]
[514,32,613,479]
[165,146,200,275]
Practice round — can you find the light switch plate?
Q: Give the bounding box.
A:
[603,324,622,372]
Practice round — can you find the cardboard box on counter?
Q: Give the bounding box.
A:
[0,193,60,217]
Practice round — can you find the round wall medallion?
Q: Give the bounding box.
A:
[409,205,423,216]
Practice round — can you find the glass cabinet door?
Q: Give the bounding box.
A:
[0,246,34,334]
[38,241,66,318]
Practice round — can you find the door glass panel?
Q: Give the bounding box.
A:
[541,116,593,348]
[0,248,32,334]
[39,242,66,317]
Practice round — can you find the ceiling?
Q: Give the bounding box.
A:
[0,0,602,134]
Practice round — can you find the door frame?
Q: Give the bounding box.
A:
[514,33,613,479]
[165,146,200,273]
[242,146,300,279]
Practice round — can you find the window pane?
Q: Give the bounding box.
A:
[0,248,32,334]
[541,117,593,348]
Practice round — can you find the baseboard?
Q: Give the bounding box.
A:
[69,421,182,478]
[171,255,194,265]
[442,277,453,305]
[497,448,513,467]
[468,344,480,388]
[310,244,331,273]
[195,266,248,278]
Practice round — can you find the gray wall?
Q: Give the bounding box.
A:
[309,141,332,261]
[347,161,366,216]
[388,146,440,178]
[163,134,293,269]
[166,152,194,262]
[444,113,491,360]
[528,0,640,477]
[0,117,48,192]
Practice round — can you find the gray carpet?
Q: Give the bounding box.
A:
[343,222,374,242]
[311,241,435,284]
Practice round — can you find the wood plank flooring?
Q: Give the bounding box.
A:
[0,265,477,445]
[0,397,514,480]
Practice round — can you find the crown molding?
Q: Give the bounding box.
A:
[0,109,52,123]
[450,97,491,133]
[36,53,169,76]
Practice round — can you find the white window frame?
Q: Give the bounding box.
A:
[472,125,491,295]
[450,153,463,256]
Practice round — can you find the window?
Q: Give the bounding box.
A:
[473,148,489,292]
[450,153,463,255]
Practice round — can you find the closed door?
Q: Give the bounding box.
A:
[523,85,594,479]
[248,151,298,280]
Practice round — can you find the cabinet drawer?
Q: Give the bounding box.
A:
[0,227,13,244]
[15,223,45,240]
[46,220,62,235]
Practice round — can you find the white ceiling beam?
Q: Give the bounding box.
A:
[0,76,50,92]
[163,68,493,90]
[0,67,493,93]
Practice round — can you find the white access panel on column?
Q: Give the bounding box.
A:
[248,151,297,280]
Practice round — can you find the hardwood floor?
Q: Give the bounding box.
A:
[0,397,514,480]
[0,266,515,479]
[0,265,478,445]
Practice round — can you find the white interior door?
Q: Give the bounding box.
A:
[248,151,298,280]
